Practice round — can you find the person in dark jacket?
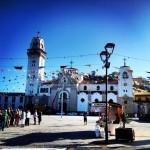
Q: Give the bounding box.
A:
[83,112,87,125]
[0,110,5,131]
[38,111,42,125]
[121,112,126,128]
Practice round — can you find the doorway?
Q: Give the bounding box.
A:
[58,91,69,113]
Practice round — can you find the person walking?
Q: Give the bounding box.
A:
[83,112,87,125]
[0,109,5,131]
[14,110,20,126]
[33,110,38,125]
[10,108,14,126]
[7,108,12,127]
[4,109,8,128]
[38,111,42,125]
[21,110,26,127]
[26,110,31,126]
[0,110,5,131]
[121,112,126,128]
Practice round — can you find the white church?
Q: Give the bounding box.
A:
[24,35,136,114]
[0,35,137,115]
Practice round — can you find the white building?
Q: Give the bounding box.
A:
[0,35,135,115]
[23,35,135,114]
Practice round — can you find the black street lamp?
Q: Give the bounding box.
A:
[100,43,115,144]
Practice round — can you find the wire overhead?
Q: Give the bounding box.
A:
[0,52,150,63]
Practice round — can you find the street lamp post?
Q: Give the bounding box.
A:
[61,84,64,118]
[100,43,115,144]
[60,66,67,118]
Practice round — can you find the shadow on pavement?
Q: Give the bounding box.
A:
[1,130,150,149]
[0,131,95,147]
[90,138,150,149]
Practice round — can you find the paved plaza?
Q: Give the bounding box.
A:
[0,115,150,149]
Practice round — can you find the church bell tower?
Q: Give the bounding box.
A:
[25,33,46,95]
[118,59,133,97]
[118,59,134,114]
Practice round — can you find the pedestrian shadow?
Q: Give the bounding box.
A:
[0,131,95,147]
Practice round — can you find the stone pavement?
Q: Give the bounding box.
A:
[0,115,150,149]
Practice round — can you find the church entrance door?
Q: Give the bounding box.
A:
[59,92,68,113]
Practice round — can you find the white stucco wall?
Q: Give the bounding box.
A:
[78,83,118,92]
[108,93,117,103]
[91,92,102,102]
[77,92,88,112]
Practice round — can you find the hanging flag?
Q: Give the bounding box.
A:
[14,66,23,70]
[85,64,92,67]
[39,66,45,69]
[60,65,67,68]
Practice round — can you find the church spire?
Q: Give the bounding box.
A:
[123,58,126,66]
[70,60,73,68]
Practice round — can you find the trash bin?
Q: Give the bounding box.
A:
[115,128,135,142]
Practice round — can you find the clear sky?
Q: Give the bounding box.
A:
[0,0,150,92]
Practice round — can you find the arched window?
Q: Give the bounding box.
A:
[63,78,66,83]
[33,41,38,47]
[84,86,87,90]
[97,85,100,91]
[81,98,85,103]
[122,71,128,79]
[124,83,127,86]
[110,86,114,91]
[32,60,36,63]
[95,99,99,103]
[60,92,68,99]
[109,99,113,103]
[61,77,67,84]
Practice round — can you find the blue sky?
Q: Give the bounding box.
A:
[0,0,150,92]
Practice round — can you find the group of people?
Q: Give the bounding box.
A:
[0,108,42,131]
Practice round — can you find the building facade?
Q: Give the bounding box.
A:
[0,93,25,110]
[36,64,134,114]
[134,92,150,116]
[0,35,136,115]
